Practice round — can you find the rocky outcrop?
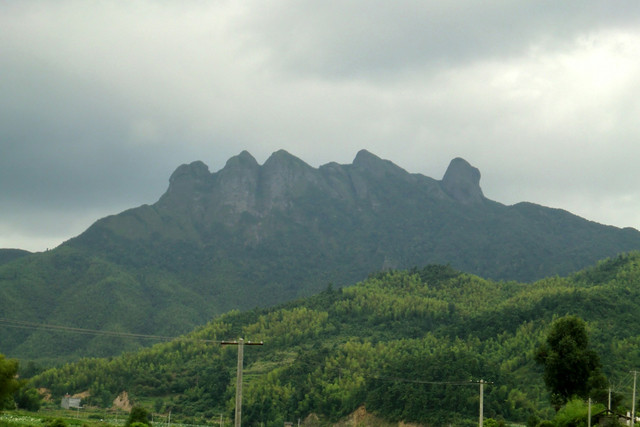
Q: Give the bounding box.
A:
[259,149,321,210]
[158,150,486,225]
[440,157,484,204]
[352,149,409,179]
[214,150,261,214]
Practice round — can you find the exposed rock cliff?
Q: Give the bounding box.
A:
[441,157,484,204]
[157,149,475,227]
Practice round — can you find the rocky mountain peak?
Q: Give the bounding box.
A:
[222,150,259,170]
[261,150,320,208]
[165,161,211,195]
[263,149,309,169]
[262,149,317,180]
[215,151,261,214]
[352,149,382,167]
[158,161,213,212]
[441,157,484,204]
[352,149,409,179]
[169,161,210,183]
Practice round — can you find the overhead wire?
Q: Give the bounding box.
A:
[0,317,221,343]
[366,374,491,386]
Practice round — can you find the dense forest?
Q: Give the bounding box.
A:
[24,252,640,426]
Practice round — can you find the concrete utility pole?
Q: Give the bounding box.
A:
[222,338,264,427]
[632,371,638,427]
[479,379,484,427]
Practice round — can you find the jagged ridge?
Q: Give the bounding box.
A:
[156,149,482,226]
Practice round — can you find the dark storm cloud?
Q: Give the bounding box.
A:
[1,60,157,209]
[1,1,640,250]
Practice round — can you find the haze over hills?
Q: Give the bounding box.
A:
[1,149,640,361]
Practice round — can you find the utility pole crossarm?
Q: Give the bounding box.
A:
[221,340,264,345]
[474,379,493,427]
[221,338,264,427]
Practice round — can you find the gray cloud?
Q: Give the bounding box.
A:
[2,1,640,251]
[244,1,640,79]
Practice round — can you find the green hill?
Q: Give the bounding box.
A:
[29,253,640,426]
[0,248,30,266]
[2,150,640,362]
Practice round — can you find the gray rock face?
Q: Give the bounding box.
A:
[159,150,485,227]
[167,160,211,193]
[441,157,484,204]
[260,149,320,210]
[215,151,260,214]
[352,149,407,177]
[161,161,213,220]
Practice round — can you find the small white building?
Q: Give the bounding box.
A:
[61,395,81,409]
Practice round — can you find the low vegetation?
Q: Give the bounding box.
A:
[2,253,637,426]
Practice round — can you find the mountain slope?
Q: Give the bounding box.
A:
[69,149,640,283]
[30,253,640,425]
[2,150,640,361]
[0,249,31,266]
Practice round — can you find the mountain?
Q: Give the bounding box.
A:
[30,253,640,425]
[70,149,640,282]
[2,150,640,361]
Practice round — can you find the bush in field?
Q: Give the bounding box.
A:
[45,418,67,427]
[126,406,151,427]
[14,386,41,411]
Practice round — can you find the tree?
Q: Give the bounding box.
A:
[553,398,605,427]
[535,316,605,407]
[126,406,152,427]
[0,354,22,409]
[14,386,42,411]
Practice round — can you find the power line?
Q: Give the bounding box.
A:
[367,374,491,427]
[0,317,221,343]
[367,374,491,386]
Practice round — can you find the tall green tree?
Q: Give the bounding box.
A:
[126,406,152,427]
[14,386,42,411]
[0,354,22,409]
[535,316,605,407]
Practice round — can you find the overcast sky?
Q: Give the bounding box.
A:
[2,1,640,252]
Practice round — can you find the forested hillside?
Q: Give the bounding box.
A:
[0,249,30,266]
[2,150,640,362]
[29,253,640,426]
